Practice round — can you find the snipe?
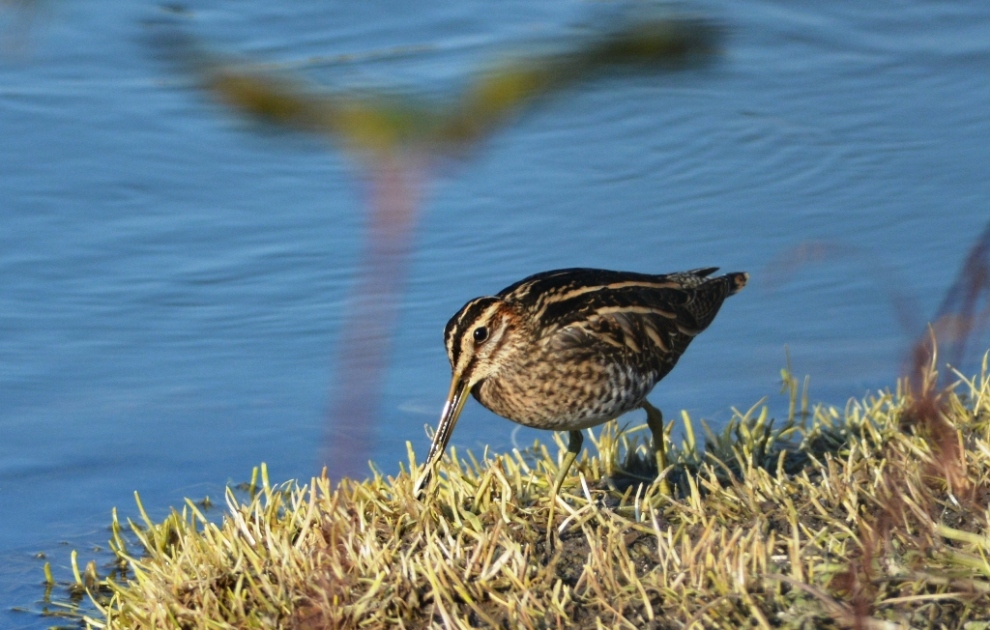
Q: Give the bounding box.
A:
[414,267,747,503]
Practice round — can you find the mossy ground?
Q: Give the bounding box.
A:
[52,359,990,629]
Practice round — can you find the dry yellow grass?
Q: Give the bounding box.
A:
[63,358,990,629]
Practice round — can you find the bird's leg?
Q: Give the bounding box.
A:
[642,400,672,496]
[547,430,583,547]
[552,430,583,499]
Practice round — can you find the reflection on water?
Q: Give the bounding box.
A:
[2,0,990,624]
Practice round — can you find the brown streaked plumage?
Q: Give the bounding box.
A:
[414,267,748,503]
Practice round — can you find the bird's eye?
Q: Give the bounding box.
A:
[473,326,489,343]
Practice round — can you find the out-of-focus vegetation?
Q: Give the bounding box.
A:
[153,16,720,157]
[145,12,726,479]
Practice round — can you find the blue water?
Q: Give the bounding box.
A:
[2,0,989,625]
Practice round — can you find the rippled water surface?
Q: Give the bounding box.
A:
[2,0,989,624]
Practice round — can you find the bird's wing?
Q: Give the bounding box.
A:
[540,271,736,368]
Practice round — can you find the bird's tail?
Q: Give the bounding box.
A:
[724,272,749,296]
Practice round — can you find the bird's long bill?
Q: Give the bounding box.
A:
[425,377,471,467]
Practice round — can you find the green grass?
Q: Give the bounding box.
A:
[56,358,990,629]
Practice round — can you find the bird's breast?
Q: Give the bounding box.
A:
[472,353,659,431]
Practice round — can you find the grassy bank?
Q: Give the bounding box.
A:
[67,360,990,629]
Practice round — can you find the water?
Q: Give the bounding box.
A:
[2,0,988,624]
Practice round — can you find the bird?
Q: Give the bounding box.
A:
[414,266,748,505]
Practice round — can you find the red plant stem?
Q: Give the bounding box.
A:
[320,156,423,480]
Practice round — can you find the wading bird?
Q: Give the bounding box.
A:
[415,267,747,507]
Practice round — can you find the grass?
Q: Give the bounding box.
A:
[55,356,990,629]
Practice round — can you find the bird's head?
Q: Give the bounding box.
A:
[419,296,523,479]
